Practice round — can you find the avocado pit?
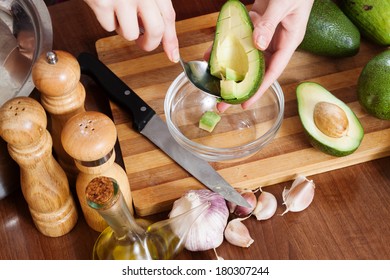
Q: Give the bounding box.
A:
[313,101,349,138]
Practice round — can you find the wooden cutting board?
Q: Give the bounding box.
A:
[95,11,390,217]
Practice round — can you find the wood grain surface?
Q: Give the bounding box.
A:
[95,10,390,216]
[1,0,390,261]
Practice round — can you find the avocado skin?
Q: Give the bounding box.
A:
[357,49,390,120]
[299,0,360,57]
[304,130,360,157]
[221,56,265,104]
[340,0,390,46]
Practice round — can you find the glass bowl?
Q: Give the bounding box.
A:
[164,72,285,162]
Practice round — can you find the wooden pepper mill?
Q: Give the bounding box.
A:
[61,111,133,232]
[0,97,78,237]
[32,50,86,185]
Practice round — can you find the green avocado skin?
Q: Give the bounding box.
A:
[220,55,265,104]
[299,0,360,57]
[340,0,390,46]
[304,131,360,157]
[357,49,390,120]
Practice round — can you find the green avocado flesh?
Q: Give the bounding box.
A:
[199,111,221,132]
[297,82,364,157]
[209,0,264,104]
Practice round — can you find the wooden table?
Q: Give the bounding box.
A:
[0,0,389,260]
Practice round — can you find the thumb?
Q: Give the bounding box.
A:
[252,19,278,50]
[250,4,285,51]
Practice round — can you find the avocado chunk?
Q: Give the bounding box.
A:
[357,49,390,120]
[209,0,265,104]
[199,111,221,132]
[340,0,390,46]
[299,0,360,57]
[297,82,364,157]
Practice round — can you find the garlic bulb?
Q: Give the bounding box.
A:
[282,175,315,215]
[169,189,229,251]
[224,218,254,248]
[252,188,277,220]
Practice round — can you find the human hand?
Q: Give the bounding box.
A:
[84,0,180,63]
[217,0,314,112]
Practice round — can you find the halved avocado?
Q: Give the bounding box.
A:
[296,82,364,157]
[209,0,264,104]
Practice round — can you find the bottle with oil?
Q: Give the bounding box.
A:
[85,176,209,260]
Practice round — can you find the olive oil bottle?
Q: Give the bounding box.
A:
[86,176,209,260]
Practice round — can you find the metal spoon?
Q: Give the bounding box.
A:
[139,27,221,96]
[178,57,221,97]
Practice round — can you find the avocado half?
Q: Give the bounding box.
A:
[296,82,364,157]
[209,0,265,104]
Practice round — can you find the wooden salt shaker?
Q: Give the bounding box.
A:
[61,111,133,232]
[0,97,78,237]
[32,50,86,185]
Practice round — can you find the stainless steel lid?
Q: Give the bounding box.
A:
[0,0,53,105]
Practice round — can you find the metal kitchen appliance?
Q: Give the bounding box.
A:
[0,0,52,199]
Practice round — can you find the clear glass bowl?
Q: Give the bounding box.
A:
[164,72,284,162]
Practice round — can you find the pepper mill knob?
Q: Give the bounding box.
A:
[32,50,80,97]
[61,111,133,232]
[0,97,78,237]
[32,50,86,184]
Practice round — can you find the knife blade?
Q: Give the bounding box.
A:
[77,52,250,208]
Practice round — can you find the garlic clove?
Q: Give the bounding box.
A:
[224,218,254,248]
[282,175,315,215]
[253,189,277,220]
[282,175,306,202]
[226,200,237,214]
[233,190,257,217]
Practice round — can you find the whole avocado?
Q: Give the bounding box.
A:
[357,49,390,120]
[340,0,390,46]
[299,0,360,57]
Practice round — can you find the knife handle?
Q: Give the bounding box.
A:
[77,52,155,132]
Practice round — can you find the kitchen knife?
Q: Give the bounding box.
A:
[77,52,250,208]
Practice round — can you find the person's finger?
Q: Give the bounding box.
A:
[84,0,117,31]
[250,2,287,51]
[216,102,231,113]
[114,0,139,41]
[135,0,165,52]
[156,0,180,63]
[203,44,213,61]
[241,43,294,110]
